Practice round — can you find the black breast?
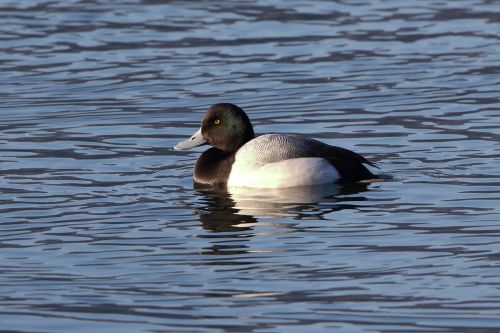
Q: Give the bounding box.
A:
[193,148,236,186]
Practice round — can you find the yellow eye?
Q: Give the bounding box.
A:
[214,119,221,125]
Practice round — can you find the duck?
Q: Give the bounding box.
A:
[173,103,380,188]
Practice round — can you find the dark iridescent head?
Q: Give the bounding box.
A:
[173,103,255,152]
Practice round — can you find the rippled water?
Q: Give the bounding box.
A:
[2,1,500,332]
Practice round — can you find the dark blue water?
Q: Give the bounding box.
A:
[2,1,500,332]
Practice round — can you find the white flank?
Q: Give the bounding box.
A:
[227,157,340,188]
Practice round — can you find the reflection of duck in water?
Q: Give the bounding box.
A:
[174,103,381,188]
[194,183,372,256]
[227,183,370,217]
[195,182,372,227]
[195,186,257,233]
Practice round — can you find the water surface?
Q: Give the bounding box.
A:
[1,1,500,332]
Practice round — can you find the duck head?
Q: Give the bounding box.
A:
[173,103,255,153]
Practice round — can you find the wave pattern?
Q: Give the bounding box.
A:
[1,0,500,332]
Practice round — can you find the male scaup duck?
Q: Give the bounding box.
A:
[173,103,379,188]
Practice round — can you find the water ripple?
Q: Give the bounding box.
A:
[2,0,500,332]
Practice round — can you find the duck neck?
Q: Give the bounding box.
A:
[194,148,236,186]
[240,129,255,149]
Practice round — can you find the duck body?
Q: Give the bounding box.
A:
[174,103,379,188]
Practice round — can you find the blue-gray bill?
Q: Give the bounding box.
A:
[173,128,207,150]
